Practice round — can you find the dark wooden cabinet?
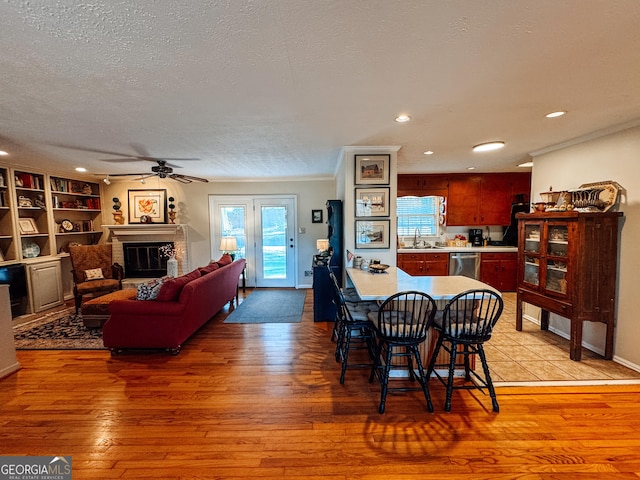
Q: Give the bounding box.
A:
[397,174,448,197]
[480,252,517,292]
[397,252,449,276]
[515,211,622,361]
[446,173,531,226]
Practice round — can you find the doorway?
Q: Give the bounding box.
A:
[209,195,297,288]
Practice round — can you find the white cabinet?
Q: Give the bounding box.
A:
[26,258,64,313]
[0,285,20,379]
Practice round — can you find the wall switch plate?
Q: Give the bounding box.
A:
[299,227,306,234]
[304,270,313,276]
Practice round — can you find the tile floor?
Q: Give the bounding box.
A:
[488,292,640,384]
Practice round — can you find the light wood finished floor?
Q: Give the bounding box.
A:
[3,289,640,479]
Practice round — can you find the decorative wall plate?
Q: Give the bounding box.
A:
[22,241,40,258]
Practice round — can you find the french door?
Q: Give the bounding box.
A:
[209,195,297,288]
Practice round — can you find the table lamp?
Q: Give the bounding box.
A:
[219,237,238,260]
[316,239,330,255]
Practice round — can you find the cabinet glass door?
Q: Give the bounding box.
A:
[522,224,541,286]
[545,225,569,295]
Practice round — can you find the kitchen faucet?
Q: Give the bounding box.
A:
[414,228,421,247]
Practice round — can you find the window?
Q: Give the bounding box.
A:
[396,196,439,236]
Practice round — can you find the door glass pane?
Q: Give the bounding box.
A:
[220,206,246,259]
[261,206,286,279]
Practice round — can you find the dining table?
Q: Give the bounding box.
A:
[345,266,501,371]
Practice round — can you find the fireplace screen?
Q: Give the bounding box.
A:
[123,242,172,278]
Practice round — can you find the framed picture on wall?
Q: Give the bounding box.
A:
[355,219,390,249]
[355,187,389,217]
[312,209,323,223]
[354,154,390,185]
[128,189,167,224]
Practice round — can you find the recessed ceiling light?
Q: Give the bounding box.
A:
[0,150,8,156]
[424,150,434,155]
[518,161,534,168]
[395,114,411,123]
[75,167,87,172]
[546,111,566,118]
[472,141,505,152]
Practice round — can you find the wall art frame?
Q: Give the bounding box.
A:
[18,217,38,235]
[312,209,323,223]
[354,154,390,185]
[355,219,390,249]
[128,189,167,224]
[355,187,390,217]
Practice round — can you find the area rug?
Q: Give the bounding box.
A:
[13,308,105,350]
[224,289,306,324]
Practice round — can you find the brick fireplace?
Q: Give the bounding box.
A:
[104,225,189,278]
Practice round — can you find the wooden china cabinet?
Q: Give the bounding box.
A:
[515,211,622,361]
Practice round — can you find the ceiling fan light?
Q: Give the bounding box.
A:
[473,141,505,152]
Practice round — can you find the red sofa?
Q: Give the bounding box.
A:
[103,258,246,355]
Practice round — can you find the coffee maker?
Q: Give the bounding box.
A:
[468,228,483,247]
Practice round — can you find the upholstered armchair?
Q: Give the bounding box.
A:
[68,244,124,313]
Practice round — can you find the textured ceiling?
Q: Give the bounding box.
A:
[0,0,639,182]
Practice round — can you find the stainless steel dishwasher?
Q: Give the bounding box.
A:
[449,252,481,279]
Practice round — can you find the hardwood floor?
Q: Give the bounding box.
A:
[3,289,640,479]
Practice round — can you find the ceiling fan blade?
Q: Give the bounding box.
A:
[169,174,192,184]
[171,173,209,183]
[104,172,152,177]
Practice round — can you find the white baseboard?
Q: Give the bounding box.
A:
[0,361,21,379]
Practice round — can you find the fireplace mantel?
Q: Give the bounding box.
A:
[103,224,190,276]
[103,224,187,239]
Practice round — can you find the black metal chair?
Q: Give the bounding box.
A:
[426,289,504,412]
[368,291,437,414]
[328,269,377,384]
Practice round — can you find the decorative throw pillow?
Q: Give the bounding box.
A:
[199,262,220,276]
[216,253,233,267]
[84,268,104,281]
[156,269,201,302]
[136,277,165,301]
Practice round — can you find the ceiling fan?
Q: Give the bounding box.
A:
[104,159,209,184]
[51,143,209,183]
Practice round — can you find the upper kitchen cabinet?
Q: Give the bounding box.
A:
[447,173,530,226]
[397,174,448,197]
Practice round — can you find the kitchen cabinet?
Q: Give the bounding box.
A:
[446,173,530,226]
[480,252,517,291]
[515,211,622,361]
[397,174,448,197]
[397,252,449,276]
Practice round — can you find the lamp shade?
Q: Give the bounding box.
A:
[316,239,329,251]
[219,237,238,252]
